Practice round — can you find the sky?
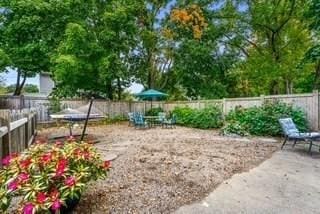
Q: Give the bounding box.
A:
[1,69,39,85]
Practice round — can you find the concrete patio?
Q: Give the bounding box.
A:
[176,149,320,214]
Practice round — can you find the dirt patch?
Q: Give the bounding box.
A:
[37,124,279,213]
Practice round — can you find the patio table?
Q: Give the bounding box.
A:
[143,116,158,127]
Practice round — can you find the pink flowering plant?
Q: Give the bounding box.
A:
[0,138,111,213]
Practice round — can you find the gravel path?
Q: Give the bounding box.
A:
[37,124,279,213]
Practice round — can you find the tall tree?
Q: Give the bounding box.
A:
[0,2,48,95]
[130,0,174,90]
[232,0,312,95]
[0,0,93,96]
[164,2,241,99]
[304,0,320,90]
[0,49,10,71]
[52,0,140,99]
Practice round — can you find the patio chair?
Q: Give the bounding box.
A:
[162,114,176,129]
[156,112,166,126]
[133,113,149,129]
[279,118,320,153]
[128,112,135,126]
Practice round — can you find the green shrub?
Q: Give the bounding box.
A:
[172,106,195,125]
[172,106,223,129]
[48,96,61,113]
[104,114,127,123]
[145,107,164,116]
[222,121,249,136]
[223,102,308,136]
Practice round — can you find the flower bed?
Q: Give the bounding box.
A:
[0,138,110,214]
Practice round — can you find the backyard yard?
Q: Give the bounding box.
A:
[35,124,279,213]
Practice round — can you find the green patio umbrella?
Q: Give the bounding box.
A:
[135,89,168,108]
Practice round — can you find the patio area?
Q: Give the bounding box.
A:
[37,124,280,213]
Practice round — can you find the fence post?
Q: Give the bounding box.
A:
[19,95,25,110]
[1,110,11,157]
[260,94,265,105]
[313,90,319,130]
[222,98,227,116]
[129,101,132,113]
[24,111,30,149]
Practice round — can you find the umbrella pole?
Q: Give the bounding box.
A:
[81,98,94,141]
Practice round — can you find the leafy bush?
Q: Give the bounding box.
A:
[172,106,223,129]
[48,96,62,113]
[223,102,308,136]
[145,107,164,116]
[104,114,127,123]
[172,107,194,125]
[222,121,249,136]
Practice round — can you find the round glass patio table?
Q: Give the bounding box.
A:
[143,116,158,127]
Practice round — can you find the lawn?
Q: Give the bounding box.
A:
[36,124,279,213]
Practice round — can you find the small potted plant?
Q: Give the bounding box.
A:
[0,137,111,214]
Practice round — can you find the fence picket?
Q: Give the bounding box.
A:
[0,109,37,167]
[0,91,319,130]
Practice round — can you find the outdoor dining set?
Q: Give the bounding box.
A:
[128,112,176,129]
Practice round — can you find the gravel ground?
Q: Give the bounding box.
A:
[36,124,279,214]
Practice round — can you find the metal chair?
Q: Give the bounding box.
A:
[279,118,320,153]
[128,112,135,126]
[163,114,176,129]
[156,112,166,126]
[133,113,149,129]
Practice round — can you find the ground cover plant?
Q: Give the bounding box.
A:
[223,102,308,136]
[173,106,223,129]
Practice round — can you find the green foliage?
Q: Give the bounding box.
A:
[1,0,320,99]
[173,106,223,129]
[104,114,127,123]
[51,0,140,99]
[223,102,308,136]
[48,96,62,113]
[0,1,54,94]
[307,0,320,31]
[0,78,7,95]
[145,107,164,116]
[6,84,38,94]
[172,106,194,125]
[0,49,10,71]
[231,0,312,96]
[304,0,320,90]
[221,121,249,137]
[171,39,237,99]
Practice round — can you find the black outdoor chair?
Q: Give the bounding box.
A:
[162,114,176,129]
[279,118,320,153]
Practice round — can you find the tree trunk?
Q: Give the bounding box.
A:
[116,77,122,100]
[13,70,27,96]
[285,79,290,94]
[290,81,293,94]
[313,61,320,90]
[147,52,155,89]
[269,80,279,95]
[106,80,113,100]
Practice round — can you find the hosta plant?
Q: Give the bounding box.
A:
[0,137,111,214]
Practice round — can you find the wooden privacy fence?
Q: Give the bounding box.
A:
[0,109,37,167]
[0,91,319,130]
